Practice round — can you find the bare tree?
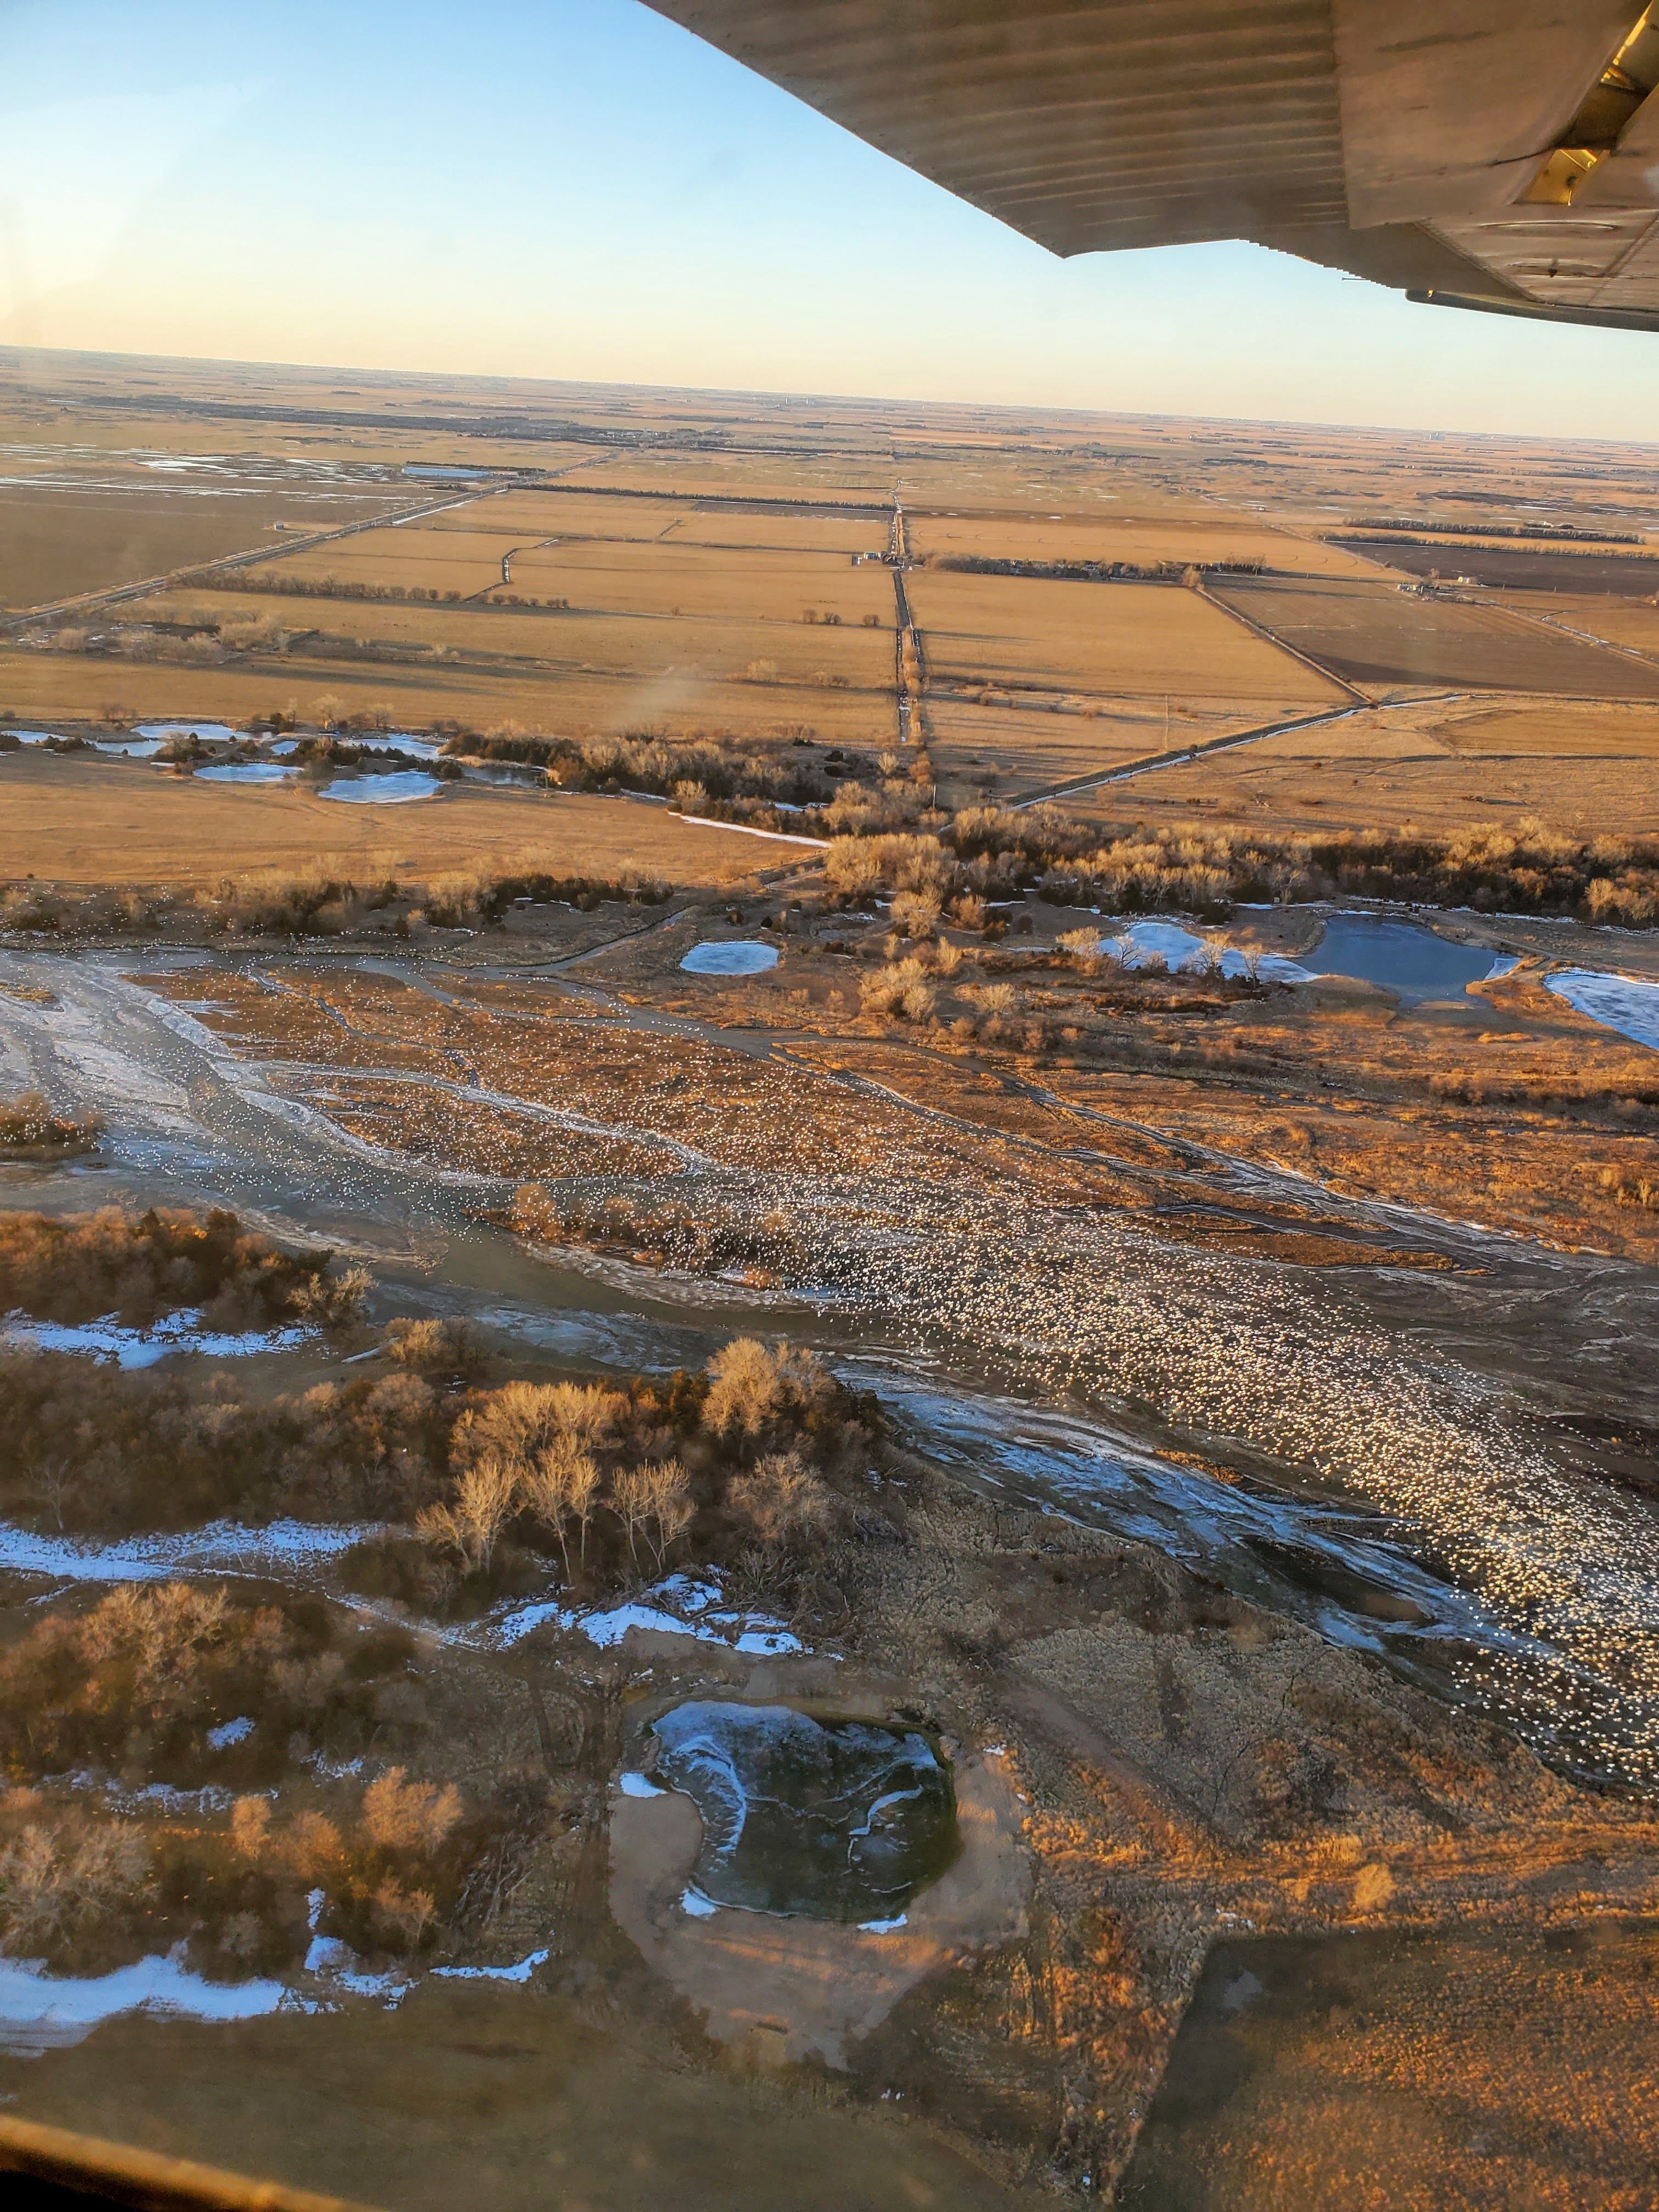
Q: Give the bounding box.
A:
[417,1455,518,1576]
[521,1443,601,1579]
[640,1459,693,1572]
[610,1463,654,1571]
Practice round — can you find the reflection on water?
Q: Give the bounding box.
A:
[651,1701,958,1921]
[1296,915,1515,1001]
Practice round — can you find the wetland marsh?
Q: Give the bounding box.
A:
[2,351,1658,2209]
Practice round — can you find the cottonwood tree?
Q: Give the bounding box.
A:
[640,1458,693,1571]
[417,1455,518,1576]
[521,1442,601,1577]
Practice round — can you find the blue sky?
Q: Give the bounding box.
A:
[1,0,1653,441]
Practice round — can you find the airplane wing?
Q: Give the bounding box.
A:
[645,2,1659,332]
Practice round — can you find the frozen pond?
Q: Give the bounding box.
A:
[351,732,443,759]
[1295,915,1517,1001]
[650,1701,958,1922]
[1547,968,1659,1052]
[5,731,61,746]
[1100,915,1516,999]
[194,763,297,787]
[680,941,780,977]
[135,722,239,744]
[1101,921,1306,981]
[318,772,441,805]
[95,738,167,758]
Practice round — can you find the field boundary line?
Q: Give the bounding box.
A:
[0,486,511,635]
[1008,702,1363,808]
[1481,595,1659,679]
[1194,581,1369,705]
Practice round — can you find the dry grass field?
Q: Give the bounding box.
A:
[8,351,1659,2212]
[1210,574,1659,699]
[1064,692,1659,839]
[909,571,1338,703]
[1121,1926,1659,2212]
[925,693,1281,805]
[909,509,1379,576]
[1513,595,1659,663]
[0,482,407,611]
[0,752,780,889]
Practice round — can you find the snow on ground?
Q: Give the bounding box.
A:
[432,1948,550,1983]
[0,1954,285,2056]
[0,1519,373,1585]
[1548,968,1659,1052]
[1,1308,308,1368]
[1097,921,1308,981]
[482,1570,804,1656]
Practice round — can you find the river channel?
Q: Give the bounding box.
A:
[3,945,1658,1790]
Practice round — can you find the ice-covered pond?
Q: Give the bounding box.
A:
[135,722,240,744]
[1547,969,1659,1053]
[318,772,442,805]
[648,1701,958,1922]
[351,733,444,759]
[194,763,297,787]
[680,941,780,977]
[1100,913,1516,1000]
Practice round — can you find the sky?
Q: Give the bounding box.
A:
[1,0,1654,443]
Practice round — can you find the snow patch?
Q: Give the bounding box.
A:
[0,1954,285,2055]
[432,1948,549,1984]
[1,1308,307,1368]
[0,1517,374,1586]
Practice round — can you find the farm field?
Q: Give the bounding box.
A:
[1060,691,1659,838]
[924,692,1286,805]
[908,569,1340,703]
[1328,534,1659,595]
[1517,594,1659,663]
[0,481,411,611]
[0,751,779,889]
[909,509,1379,575]
[1210,573,1659,698]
